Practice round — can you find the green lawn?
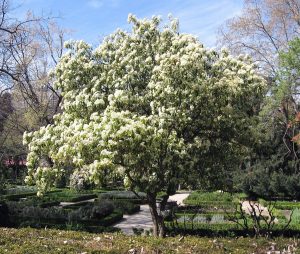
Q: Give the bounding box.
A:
[0,227,299,254]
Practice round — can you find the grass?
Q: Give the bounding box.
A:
[0,227,299,254]
[291,208,300,225]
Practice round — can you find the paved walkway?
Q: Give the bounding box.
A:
[168,192,190,206]
[113,204,153,235]
[114,193,190,235]
[241,201,278,223]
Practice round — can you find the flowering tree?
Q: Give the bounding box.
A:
[23,15,265,237]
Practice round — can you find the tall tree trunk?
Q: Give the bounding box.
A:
[147,193,165,237]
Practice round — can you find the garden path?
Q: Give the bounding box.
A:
[167,192,190,206]
[241,201,269,217]
[241,201,279,223]
[113,192,190,235]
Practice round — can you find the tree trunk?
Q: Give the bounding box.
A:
[147,193,165,237]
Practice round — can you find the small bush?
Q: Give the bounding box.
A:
[19,206,68,220]
[68,200,114,222]
[112,200,140,214]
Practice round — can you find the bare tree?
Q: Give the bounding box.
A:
[226,201,293,238]
[0,0,68,160]
[218,0,300,76]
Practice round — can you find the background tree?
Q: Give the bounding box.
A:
[219,0,300,199]
[0,0,67,168]
[234,37,300,199]
[218,0,300,76]
[24,15,265,237]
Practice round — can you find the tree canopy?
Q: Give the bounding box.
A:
[24,15,265,236]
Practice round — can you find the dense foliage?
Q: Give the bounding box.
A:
[23,15,265,236]
[234,37,300,200]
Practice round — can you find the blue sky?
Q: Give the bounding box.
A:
[14,0,243,47]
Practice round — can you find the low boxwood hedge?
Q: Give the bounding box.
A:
[259,199,300,210]
[12,210,123,228]
[2,189,62,201]
[96,197,147,205]
[39,201,60,208]
[62,202,90,209]
[68,194,97,202]
[182,200,238,209]
[166,219,300,237]
[112,200,140,214]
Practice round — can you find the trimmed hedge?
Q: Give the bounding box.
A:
[182,200,238,209]
[2,189,62,201]
[166,221,300,237]
[259,199,300,210]
[62,202,90,209]
[183,192,246,208]
[112,200,140,214]
[39,201,60,208]
[100,191,147,201]
[68,194,97,202]
[80,210,123,227]
[11,210,123,228]
[97,197,147,204]
[3,192,38,201]
[175,212,234,222]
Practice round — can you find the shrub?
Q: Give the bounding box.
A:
[3,191,38,201]
[39,201,60,208]
[19,206,68,220]
[4,186,37,195]
[3,189,62,201]
[112,200,140,214]
[235,170,300,200]
[100,191,146,200]
[37,189,100,203]
[69,169,91,191]
[68,200,114,222]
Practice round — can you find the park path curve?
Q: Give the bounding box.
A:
[113,192,190,235]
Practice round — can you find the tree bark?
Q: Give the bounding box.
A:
[147,193,165,237]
